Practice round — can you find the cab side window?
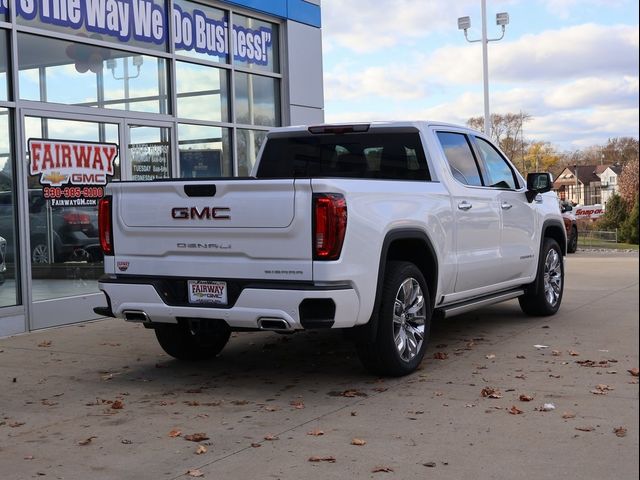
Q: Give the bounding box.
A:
[436,132,483,187]
[474,137,518,189]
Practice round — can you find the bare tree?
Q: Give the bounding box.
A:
[467,112,531,169]
[618,157,639,208]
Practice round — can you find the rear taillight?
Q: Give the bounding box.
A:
[98,197,113,255]
[314,193,347,260]
[63,212,91,225]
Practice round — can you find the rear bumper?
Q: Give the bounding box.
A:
[97,277,360,330]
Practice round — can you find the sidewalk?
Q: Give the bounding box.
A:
[1,253,638,480]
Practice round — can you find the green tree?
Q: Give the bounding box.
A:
[598,193,629,232]
[619,198,639,244]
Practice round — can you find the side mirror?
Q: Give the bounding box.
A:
[526,172,553,203]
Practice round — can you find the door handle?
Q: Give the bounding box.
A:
[458,201,472,211]
[501,202,513,210]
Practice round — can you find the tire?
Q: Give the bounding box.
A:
[567,226,578,254]
[519,238,564,316]
[356,261,431,377]
[154,322,231,361]
[31,239,50,264]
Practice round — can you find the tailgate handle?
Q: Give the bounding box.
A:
[184,184,216,197]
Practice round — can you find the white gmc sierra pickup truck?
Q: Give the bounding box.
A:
[95,121,566,376]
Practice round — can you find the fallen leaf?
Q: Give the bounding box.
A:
[332,389,367,398]
[8,421,25,428]
[307,429,324,436]
[516,355,526,359]
[231,400,250,406]
[485,354,496,359]
[508,406,524,415]
[422,462,437,468]
[37,341,52,348]
[538,403,555,412]
[24,455,34,460]
[78,436,97,446]
[562,411,576,419]
[184,433,209,442]
[184,401,200,407]
[264,405,280,412]
[250,443,261,448]
[481,387,503,399]
[372,466,394,473]
[433,352,449,360]
[186,469,204,478]
[290,400,305,409]
[168,429,182,438]
[308,456,336,463]
[552,350,562,356]
[519,394,534,402]
[264,434,279,441]
[613,426,627,437]
[195,445,207,455]
[121,439,132,444]
[515,374,526,379]
[568,350,580,356]
[111,400,124,410]
[590,384,614,395]
[351,438,366,446]
[628,368,639,377]
[372,386,388,393]
[575,426,595,432]
[533,345,549,349]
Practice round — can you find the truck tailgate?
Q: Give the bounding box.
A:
[108,179,313,281]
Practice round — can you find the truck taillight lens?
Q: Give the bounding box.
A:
[314,193,347,260]
[63,212,91,225]
[98,196,113,255]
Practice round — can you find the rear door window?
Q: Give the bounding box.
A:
[256,131,430,181]
[436,132,483,187]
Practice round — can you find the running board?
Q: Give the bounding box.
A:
[437,289,525,319]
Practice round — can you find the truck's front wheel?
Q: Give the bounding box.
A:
[154,322,230,361]
[356,261,431,377]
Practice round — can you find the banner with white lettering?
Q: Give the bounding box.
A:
[12,0,274,67]
[29,139,118,207]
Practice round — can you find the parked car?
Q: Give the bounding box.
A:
[560,200,578,253]
[0,190,102,264]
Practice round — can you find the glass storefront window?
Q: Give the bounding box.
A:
[0,30,8,101]
[0,108,18,307]
[235,72,280,127]
[18,33,169,114]
[236,128,267,176]
[23,116,120,302]
[176,61,229,122]
[233,14,279,73]
[174,0,229,64]
[129,125,171,180]
[179,124,231,178]
[16,0,168,52]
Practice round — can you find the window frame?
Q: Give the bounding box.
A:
[435,130,486,188]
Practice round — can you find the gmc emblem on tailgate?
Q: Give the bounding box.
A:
[171,207,231,220]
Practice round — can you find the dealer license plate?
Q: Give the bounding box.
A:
[188,280,227,305]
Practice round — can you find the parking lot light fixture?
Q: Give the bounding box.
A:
[458,0,509,136]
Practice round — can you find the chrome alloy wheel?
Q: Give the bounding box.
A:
[543,248,562,307]
[392,278,427,362]
[32,243,50,264]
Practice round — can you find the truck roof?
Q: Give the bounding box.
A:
[270,121,483,136]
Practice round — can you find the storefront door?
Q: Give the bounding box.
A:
[20,110,123,329]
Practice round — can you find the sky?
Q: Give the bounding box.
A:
[320,0,640,151]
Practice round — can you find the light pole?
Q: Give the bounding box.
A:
[458,1,509,136]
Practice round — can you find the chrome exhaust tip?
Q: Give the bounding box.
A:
[123,310,151,323]
[257,318,293,332]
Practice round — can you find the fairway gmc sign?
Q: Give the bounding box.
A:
[29,139,118,207]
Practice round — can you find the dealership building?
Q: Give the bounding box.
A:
[0,0,324,337]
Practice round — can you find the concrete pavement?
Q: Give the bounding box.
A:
[1,252,638,480]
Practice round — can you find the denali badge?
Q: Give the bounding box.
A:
[171,207,231,220]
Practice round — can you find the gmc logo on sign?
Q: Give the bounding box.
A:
[171,207,231,220]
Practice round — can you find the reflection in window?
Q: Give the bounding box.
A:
[235,73,280,127]
[237,129,267,176]
[0,30,8,101]
[437,132,483,187]
[0,108,19,307]
[18,33,169,114]
[176,61,229,122]
[475,137,518,189]
[233,14,279,73]
[179,124,232,178]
